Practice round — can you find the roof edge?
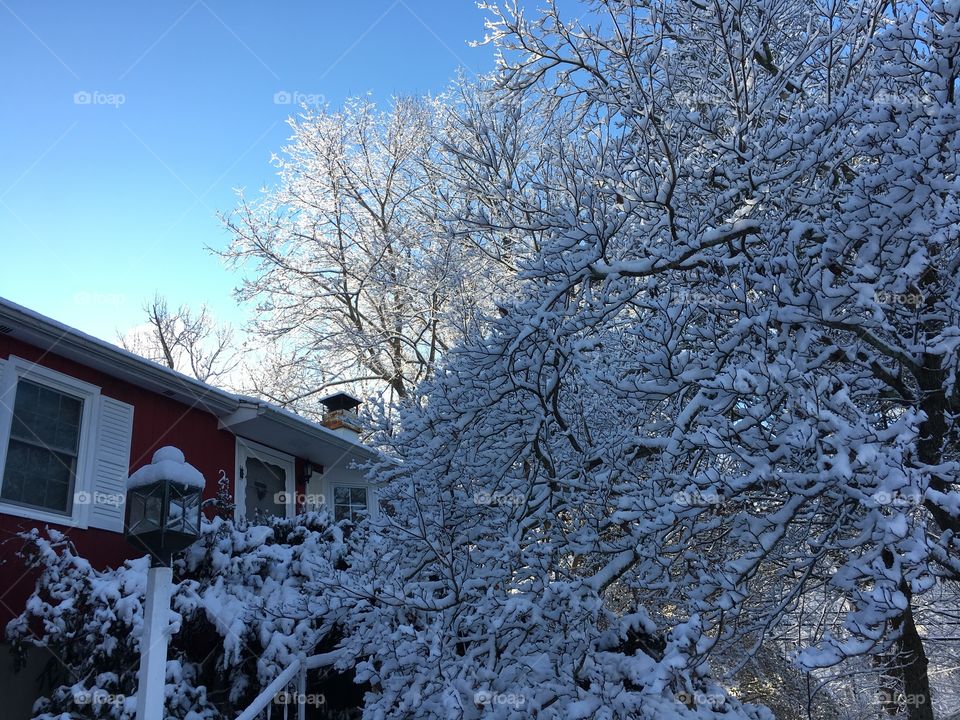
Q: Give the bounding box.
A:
[0,296,239,415]
[0,296,386,461]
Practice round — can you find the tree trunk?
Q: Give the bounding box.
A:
[880,543,935,720]
[895,267,951,720]
[895,591,935,720]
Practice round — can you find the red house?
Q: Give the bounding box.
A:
[0,296,379,716]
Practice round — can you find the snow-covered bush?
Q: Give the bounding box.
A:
[6,511,352,719]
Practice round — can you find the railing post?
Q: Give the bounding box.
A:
[297,654,307,720]
[233,652,340,720]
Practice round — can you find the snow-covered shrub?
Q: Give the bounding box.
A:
[6,511,352,719]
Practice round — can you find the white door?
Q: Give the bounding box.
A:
[235,440,295,522]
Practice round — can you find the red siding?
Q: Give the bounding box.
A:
[0,336,237,625]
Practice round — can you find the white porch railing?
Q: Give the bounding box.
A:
[234,651,344,720]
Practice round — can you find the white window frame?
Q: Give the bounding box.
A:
[234,438,296,521]
[0,356,100,527]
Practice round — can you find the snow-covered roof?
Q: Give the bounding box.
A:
[0,295,380,466]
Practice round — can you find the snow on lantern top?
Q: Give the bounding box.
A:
[127,446,205,490]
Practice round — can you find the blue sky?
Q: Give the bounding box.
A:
[0,1,502,343]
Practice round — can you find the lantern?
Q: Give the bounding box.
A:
[126,446,204,566]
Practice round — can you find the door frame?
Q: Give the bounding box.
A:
[234,438,296,521]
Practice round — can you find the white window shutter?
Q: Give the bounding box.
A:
[89,395,134,532]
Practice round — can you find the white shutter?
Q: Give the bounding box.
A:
[89,395,134,532]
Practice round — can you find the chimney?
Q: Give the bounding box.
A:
[319,392,363,439]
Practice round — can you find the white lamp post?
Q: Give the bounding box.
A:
[126,446,204,720]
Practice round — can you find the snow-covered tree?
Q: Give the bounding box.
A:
[320,0,959,718]
[220,97,498,404]
[119,293,240,386]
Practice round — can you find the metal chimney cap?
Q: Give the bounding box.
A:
[319,392,362,412]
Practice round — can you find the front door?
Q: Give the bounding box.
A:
[237,441,295,522]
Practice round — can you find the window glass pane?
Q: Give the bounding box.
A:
[1,446,27,500]
[34,413,58,447]
[244,456,286,521]
[54,419,78,450]
[35,384,60,418]
[181,494,201,534]
[44,475,71,511]
[10,414,30,440]
[13,381,38,410]
[59,396,81,427]
[1,380,81,515]
[333,486,367,523]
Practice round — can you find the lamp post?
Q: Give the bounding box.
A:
[126,446,204,720]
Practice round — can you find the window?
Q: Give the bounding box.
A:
[333,485,367,523]
[1,379,83,515]
[0,356,110,527]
